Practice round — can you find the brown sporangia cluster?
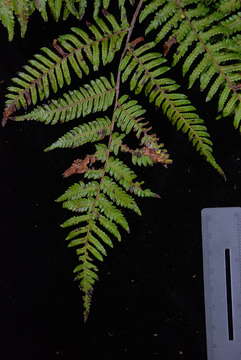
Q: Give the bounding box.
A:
[63,155,96,178]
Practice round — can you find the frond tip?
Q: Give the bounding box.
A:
[56,131,168,319]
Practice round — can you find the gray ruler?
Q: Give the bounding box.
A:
[201,207,241,360]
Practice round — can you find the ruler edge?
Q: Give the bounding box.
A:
[201,206,241,360]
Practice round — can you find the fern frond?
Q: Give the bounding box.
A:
[96,194,130,232]
[140,1,241,131]
[0,0,136,40]
[12,0,34,38]
[2,13,128,125]
[97,215,121,242]
[118,0,136,22]
[106,156,136,188]
[57,183,131,320]
[93,0,135,18]
[108,132,125,155]
[61,214,91,228]
[91,222,114,248]
[56,181,99,201]
[0,0,15,41]
[47,0,63,21]
[120,41,225,177]
[101,176,141,214]
[218,0,241,13]
[106,156,159,196]
[94,0,108,18]
[0,0,89,40]
[34,0,48,21]
[62,197,95,213]
[132,151,155,167]
[47,0,81,21]
[45,117,111,150]
[57,166,157,321]
[13,75,116,124]
[114,95,149,137]
[47,87,167,320]
[55,128,164,320]
[2,0,239,325]
[62,0,87,20]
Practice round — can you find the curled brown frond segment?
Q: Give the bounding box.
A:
[52,39,68,58]
[129,36,145,48]
[2,104,16,127]
[63,155,96,178]
[142,146,173,165]
[121,142,173,167]
[163,36,177,56]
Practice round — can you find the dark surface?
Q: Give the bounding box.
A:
[0,10,240,360]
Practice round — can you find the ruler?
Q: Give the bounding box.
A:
[201,207,241,360]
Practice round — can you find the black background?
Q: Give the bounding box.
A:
[0,7,240,360]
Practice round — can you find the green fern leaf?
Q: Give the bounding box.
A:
[218,0,241,13]
[120,41,225,177]
[62,198,95,213]
[142,0,241,131]
[66,226,89,242]
[101,176,141,215]
[56,150,155,320]
[0,0,15,41]
[64,0,79,18]
[4,0,235,324]
[61,214,91,228]
[114,95,149,137]
[91,223,113,248]
[132,152,154,167]
[47,0,63,21]
[89,233,107,256]
[98,215,121,242]
[87,242,105,261]
[106,157,136,188]
[56,181,99,201]
[84,169,104,180]
[3,13,128,124]
[12,0,33,38]
[97,194,130,232]
[0,0,92,40]
[45,117,111,151]
[13,75,115,125]
[107,155,159,195]
[35,0,48,21]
